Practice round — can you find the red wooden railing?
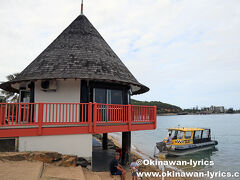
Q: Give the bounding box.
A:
[0,103,157,137]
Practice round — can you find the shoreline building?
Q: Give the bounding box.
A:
[0,12,156,165]
[210,106,224,113]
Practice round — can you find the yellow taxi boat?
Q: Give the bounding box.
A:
[156,127,218,156]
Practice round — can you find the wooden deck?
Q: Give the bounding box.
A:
[0,103,157,137]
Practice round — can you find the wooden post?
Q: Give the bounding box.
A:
[38,103,43,135]
[102,133,108,150]
[88,102,92,133]
[121,131,131,165]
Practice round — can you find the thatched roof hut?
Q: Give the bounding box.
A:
[0,15,149,95]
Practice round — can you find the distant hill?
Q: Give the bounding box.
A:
[131,99,182,114]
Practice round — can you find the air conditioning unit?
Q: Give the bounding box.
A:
[41,80,57,91]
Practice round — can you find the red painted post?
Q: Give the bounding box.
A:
[38,103,44,135]
[85,104,87,122]
[81,104,83,122]
[93,103,97,133]
[154,106,157,129]
[7,104,10,124]
[88,102,92,133]
[0,104,4,125]
[15,104,19,124]
[26,104,29,124]
[128,104,131,131]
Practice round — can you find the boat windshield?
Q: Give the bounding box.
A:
[168,130,176,139]
[177,131,184,139]
[185,131,192,139]
[194,130,202,139]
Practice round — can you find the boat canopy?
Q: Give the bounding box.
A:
[167,128,207,132]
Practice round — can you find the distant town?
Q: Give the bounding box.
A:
[182,105,240,115]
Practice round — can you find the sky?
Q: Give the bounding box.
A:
[0,0,240,109]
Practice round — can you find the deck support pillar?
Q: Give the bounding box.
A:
[121,131,131,165]
[102,133,108,150]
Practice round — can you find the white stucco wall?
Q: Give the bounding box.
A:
[35,79,81,103]
[19,134,92,160]
[34,79,82,123]
[26,80,92,160]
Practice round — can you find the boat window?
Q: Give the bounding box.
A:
[172,130,176,139]
[202,130,210,138]
[177,131,184,139]
[194,131,202,139]
[185,131,192,139]
[168,130,177,139]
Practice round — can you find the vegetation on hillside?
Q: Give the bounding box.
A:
[0,96,5,103]
[0,73,19,102]
[131,99,182,114]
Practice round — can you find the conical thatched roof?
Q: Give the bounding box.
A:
[0,15,149,95]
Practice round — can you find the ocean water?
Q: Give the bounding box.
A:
[128,114,240,177]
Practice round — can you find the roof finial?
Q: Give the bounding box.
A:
[81,0,83,15]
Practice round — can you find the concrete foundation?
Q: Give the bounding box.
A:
[19,134,92,161]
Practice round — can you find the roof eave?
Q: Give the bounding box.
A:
[0,78,149,95]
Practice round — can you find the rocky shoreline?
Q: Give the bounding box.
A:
[0,136,197,180]
[0,151,89,167]
[101,134,194,180]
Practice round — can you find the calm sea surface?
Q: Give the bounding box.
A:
[113,114,240,177]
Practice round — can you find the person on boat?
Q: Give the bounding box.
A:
[167,133,172,144]
[109,152,126,180]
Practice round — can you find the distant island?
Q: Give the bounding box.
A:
[131,99,182,115]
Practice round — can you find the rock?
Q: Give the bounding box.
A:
[57,155,77,167]
[0,152,30,161]
[108,139,118,150]
[93,134,102,140]
[0,151,62,163]
[77,157,89,168]
[29,151,61,163]
[0,152,78,167]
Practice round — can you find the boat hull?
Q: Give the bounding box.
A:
[157,140,218,156]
